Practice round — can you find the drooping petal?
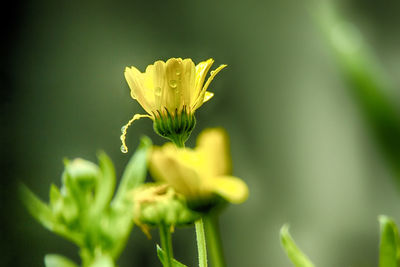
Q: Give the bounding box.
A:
[125,67,155,114]
[120,113,152,153]
[124,66,143,100]
[197,128,232,177]
[208,175,249,204]
[192,64,227,111]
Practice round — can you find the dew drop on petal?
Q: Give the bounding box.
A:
[169,80,177,88]
[120,145,128,153]
[176,70,181,75]
[155,87,162,96]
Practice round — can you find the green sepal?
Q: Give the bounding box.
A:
[378,215,400,267]
[44,254,79,267]
[156,244,187,267]
[280,224,315,267]
[153,107,196,147]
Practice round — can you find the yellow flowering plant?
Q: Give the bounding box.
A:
[120,58,227,152]
[150,128,248,210]
[118,58,246,267]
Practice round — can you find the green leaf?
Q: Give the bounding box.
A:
[112,136,152,207]
[156,245,187,267]
[280,224,315,267]
[315,1,400,185]
[44,254,78,267]
[379,215,400,267]
[108,137,152,259]
[19,183,56,231]
[92,152,116,216]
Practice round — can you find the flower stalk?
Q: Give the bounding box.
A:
[159,223,174,267]
[195,219,208,267]
[204,214,226,267]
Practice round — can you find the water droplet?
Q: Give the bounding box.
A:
[121,126,127,133]
[120,145,128,153]
[169,80,177,88]
[176,69,181,75]
[210,71,215,75]
[155,87,162,96]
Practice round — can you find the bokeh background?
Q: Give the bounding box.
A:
[3,0,400,266]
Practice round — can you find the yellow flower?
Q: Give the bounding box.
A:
[120,58,227,153]
[149,128,248,209]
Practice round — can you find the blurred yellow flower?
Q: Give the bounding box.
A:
[149,128,248,208]
[120,58,227,152]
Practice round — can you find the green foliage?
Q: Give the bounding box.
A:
[315,1,400,182]
[379,215,400,267]
[19,136,152,266]
[44,254,79,267]
[156,245,187,267]
[280,224,315,267]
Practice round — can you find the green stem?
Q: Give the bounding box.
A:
[159,223,174,267]
[204,214,226,267]
[195,219,208,267]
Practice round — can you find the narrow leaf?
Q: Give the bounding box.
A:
[379,215,400,267]
[157,245,187,267]
[19,183,55,230]
[112,136,152,206]
[92,152,116,215]
[44,254,78,267]
[280,224,315,267]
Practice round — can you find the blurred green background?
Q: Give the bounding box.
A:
[3,0,400,266]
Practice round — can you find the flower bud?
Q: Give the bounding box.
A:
[132,183,200,235]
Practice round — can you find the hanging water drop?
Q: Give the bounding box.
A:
[121,125,127,133]
[120,145,128,153]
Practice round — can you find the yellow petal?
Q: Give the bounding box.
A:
[180,59,196,107]
[125,67,155,114]
[151,60,167,109]
[150,144,202,197]
[165,58,184,111]
[192,64,227,110]
[193,59,214,103]
[208,176,248,204]
[120,114,152,153]
[124,66,142,100]
[197,128,231,176]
